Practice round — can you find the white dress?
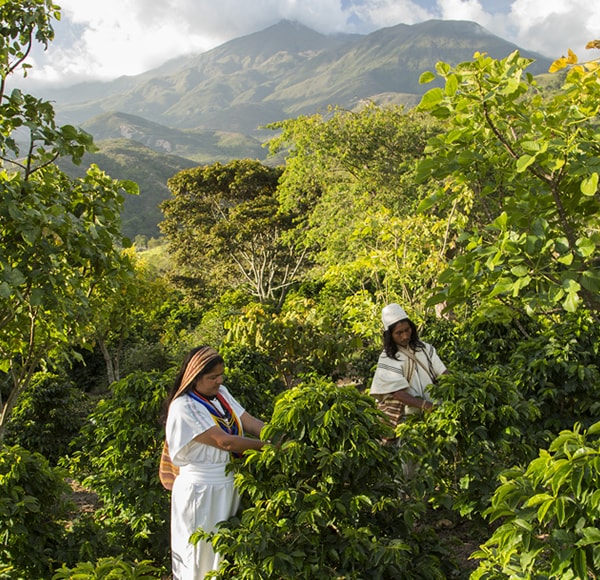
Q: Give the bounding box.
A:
[166,385,245,579]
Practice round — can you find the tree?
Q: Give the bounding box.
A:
[268,105,451,305]
[160,159,306,306]
[88,248,176,384]
[268,103,445,266]
[0,0,137,437]
[416,50,600,320]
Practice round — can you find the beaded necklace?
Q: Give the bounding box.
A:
[188,390,242,438]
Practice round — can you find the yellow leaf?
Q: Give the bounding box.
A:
[549,57,567,73]
[585,40,600,50]
[567,48,578,64]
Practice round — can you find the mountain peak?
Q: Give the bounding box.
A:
[49,19,554,239]
[215,18,354,58]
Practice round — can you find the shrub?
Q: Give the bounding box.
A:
[423,312,540,374]
[221,344,287,420]
[471,420,600,579]
[402,312,600,518]
[196,378,455,579]
[66,370,171,567]
[5,372,87,465]
[224,300,354,388]
[121,340,172,376]
[398,368,540,517]
[59,512,115,570]
[0,445,73,578]
[510,312,600,438]
[52,556,162,579]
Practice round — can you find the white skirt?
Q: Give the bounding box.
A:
[171,463,240,580]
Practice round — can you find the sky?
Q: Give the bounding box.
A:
[17,0,600,89]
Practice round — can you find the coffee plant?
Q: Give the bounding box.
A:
[398,368,540,516]
[0,445,73,578]
[5,372,87,465]
[472,420,600,579]
[66,370,171,568]
[52,556,161,579]
[194,377,456,579]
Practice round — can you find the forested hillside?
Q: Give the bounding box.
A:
[41,18,552,240]
[1,3,599,580]
[56,138,197,238]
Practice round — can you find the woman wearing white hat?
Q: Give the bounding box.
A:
[369,303,447,443]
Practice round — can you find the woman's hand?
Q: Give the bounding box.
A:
[421,400,434,412]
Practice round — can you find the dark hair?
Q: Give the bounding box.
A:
[160,346,224,426]
[383,318,424,359]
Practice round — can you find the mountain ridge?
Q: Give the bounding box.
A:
[47,19,551,134]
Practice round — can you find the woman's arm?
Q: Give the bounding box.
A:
[193,425,265,453]
[240,411,265,438]
[392,388,434,411]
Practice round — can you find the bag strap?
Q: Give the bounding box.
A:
[399,346,437,383]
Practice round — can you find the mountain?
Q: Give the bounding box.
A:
[57,139,197,239]
[41,19,553,238]
[80,112,265,163]
[46,19,551,135]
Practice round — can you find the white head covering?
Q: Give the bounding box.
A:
[381,303,408,330]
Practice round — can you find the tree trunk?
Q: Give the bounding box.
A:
[98,337,117,385]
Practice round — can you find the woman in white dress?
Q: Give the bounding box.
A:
[163,346,266,579]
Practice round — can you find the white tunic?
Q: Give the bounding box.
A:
[369,343,446,414]
[166,385,245,579]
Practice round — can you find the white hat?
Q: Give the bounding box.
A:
[381,303,408,330]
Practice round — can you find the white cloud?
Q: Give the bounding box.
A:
[508,0,600,58]
[35,0,225,83]
[24,0,359,86]
[346,0,434,28]
[14,0,600,88]
[438,0,488,22]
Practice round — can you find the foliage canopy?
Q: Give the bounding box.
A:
[0,0,137,436]
[417,50,600,319]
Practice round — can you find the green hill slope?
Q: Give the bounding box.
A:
[81,112,266,162]
[58,139,197,239]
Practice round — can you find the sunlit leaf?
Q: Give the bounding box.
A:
[418,87,445,111]
[549,57,567,73]
[581,173,598,196]
[516,154,535,172]
[419,70,436,84]
[567,48,578,64]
